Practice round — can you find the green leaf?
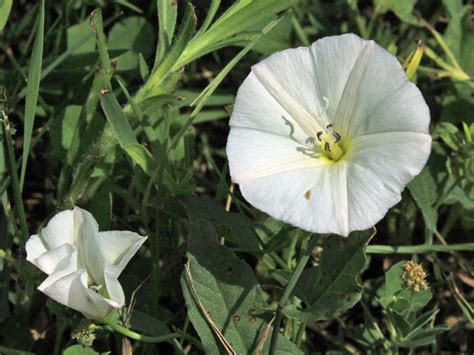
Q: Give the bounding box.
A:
[141,3,196,98]
[50,105,82,159]
[253,13,292,55]
[20,0,45,190]
[379,261,432,314]
[398,326,448,348]
[196,0,221,36]
[155,0,178,66]
[404,309,439,339]
[387,308,411,337]
[284,229,374,321]
[85,185,112,230]
[171,18,282,149]
[0,0,13,31]
[184,196,261,251]
[90,9,113,90]
[124,143,159,176]
[67,20,96,54]
[181,220,302,354]
[442,0,470,60]
[136,94,180,115]
[129,310,170,337]
[63,345,99,355]
[100,91,138,148]
[374,0,418,24]
[108,16,155,71]
[179,0,294,67]
[408,166,438,231]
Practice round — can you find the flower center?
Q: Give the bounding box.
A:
[317,124,345,161]
[88,281,103,293]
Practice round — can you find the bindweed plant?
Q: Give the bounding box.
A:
[0,0,473,354]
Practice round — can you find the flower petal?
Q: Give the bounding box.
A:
[229,71,309,144]
[252,55,324,136]
[70,207,99,246]
[227,127,326,183]
[103,265,125,305]
[347,131,432,231]
[333,37,425,138]
[30,243,77,276]
[308,33,367,123]
[39,269,122,320]
[36,209,76,250]
[351,82,430,137]
[236,161,351,236]
[84,231,146,284]
[34,208,99,253]
[25,234,48,266]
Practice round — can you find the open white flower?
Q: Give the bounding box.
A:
[226,33,431,236]
[26,207,146,320]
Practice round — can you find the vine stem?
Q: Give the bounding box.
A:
[366,243,474,254]
[106,321,202,348]
[269,234,319,355]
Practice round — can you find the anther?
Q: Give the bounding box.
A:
[316,131,323,141]
[332,132,341,143]
[324,142,331,152]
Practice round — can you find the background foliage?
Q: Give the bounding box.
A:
[0,0,473,353]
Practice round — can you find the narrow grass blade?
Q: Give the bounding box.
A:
[155,0,178,67]
[170,18,282,149]
[90,9,112,90]
[195,0,221,37]
[100,91,138,148]
[0,0,13,31]
[142,3,196,98]
[20,0,45,190]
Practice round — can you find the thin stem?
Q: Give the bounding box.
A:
[1,114,29,243]
[269,234,319,355]
[107,321,202,349]
[366,243,474,254]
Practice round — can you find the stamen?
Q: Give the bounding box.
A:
[89,282,103,293]
[314,123,345,161]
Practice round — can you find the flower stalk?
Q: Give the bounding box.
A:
[269,234,319,355]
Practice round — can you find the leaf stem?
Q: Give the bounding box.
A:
[366,243,474,254]
[269,234,319,354]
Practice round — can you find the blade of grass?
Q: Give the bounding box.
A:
[13,14,121,104]
[155,0,178,68]
[195,0,221,37]
[137,2,196,102]
[90,9,113,90]
[20,0,45,190]
[170,17,282,150]
[0,0,13,31]
[100,91,138,148]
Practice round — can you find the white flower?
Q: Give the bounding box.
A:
[226,33,431,236]
[26,207,147,320]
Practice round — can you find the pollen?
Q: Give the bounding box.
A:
[305,190,311,200]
